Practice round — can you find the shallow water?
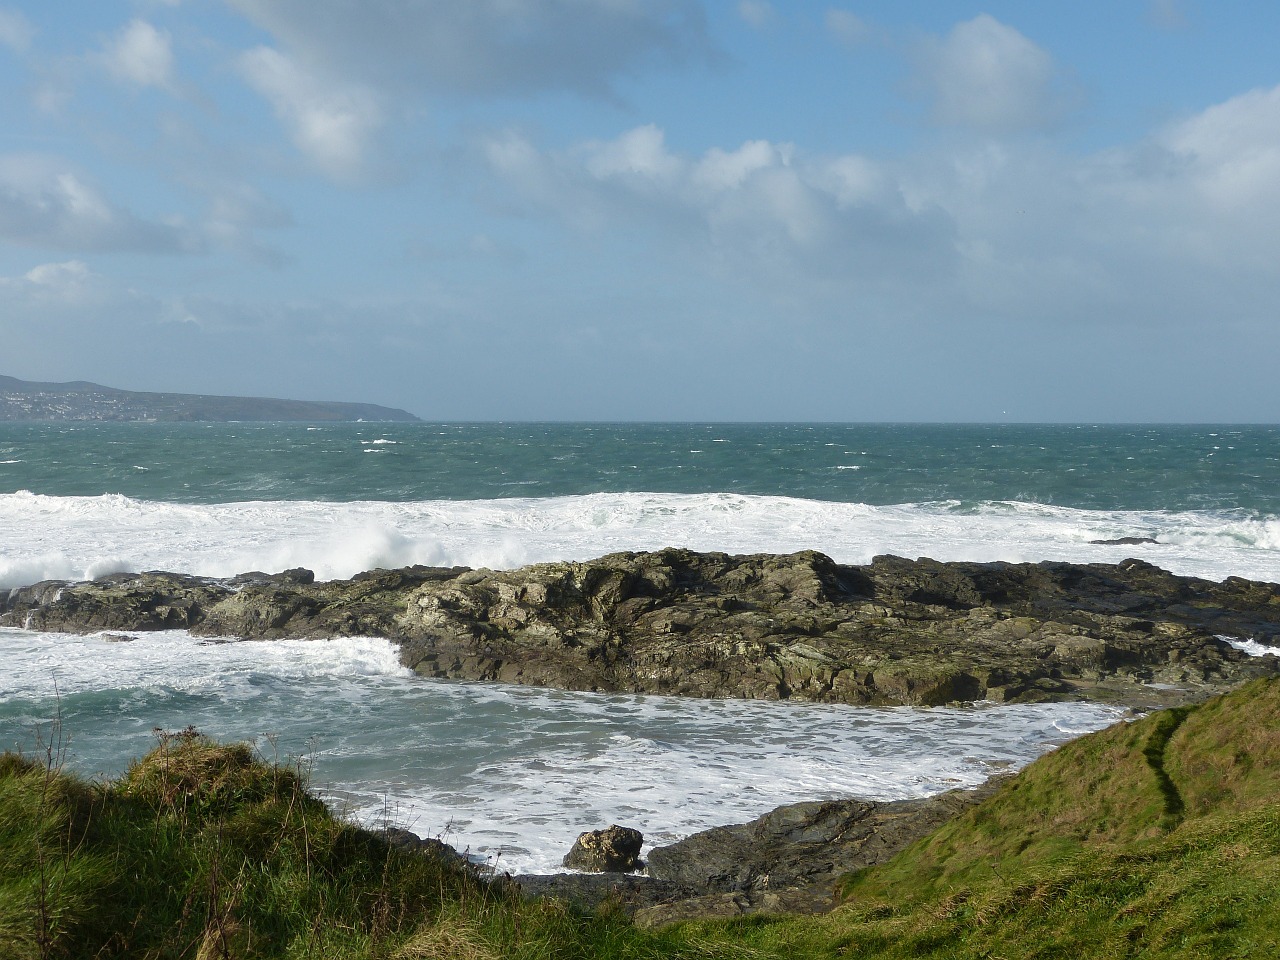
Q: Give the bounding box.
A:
[0,628,1125,872]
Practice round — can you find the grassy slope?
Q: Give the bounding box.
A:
[3,680,1279,958]
[671,676,1280,959]
[0,729,705,960]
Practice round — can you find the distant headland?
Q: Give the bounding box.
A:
[0,375,420,423]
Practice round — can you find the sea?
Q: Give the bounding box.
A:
[2,421,1278,872]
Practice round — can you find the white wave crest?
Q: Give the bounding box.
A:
[1220,636,1280,658]
[0,490,1277,588]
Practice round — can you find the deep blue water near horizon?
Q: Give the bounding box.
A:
[1,420,1277,512]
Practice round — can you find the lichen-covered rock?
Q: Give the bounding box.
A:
[3,572,229,632]
[4,549,1279,709]
[562,824,644,873]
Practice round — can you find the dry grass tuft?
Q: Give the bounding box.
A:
[393,920,501,960]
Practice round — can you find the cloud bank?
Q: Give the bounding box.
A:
[0,155,202,254]
[481,74,1280,330]
[226,0,713,97]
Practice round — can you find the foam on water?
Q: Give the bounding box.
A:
[1,490,1277,589]
[1221,636,1280,658]
[0,628,1124,874]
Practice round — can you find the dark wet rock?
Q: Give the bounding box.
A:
[3,572,229,633]
[5,550,1279,709]
[519,783,1004,925]
[1090,537,1159,546]
[644,782,1001,896]
[562,825,644,873]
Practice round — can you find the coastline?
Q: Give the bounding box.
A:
[5,549,1279,933]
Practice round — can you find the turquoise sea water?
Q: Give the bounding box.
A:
[1,421,1276,511]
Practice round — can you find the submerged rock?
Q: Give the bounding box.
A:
[4,550,1279,709]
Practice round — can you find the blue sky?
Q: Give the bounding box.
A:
[1,1,1278,421]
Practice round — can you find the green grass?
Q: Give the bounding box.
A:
[660,677,1280,960]
[4,679,1280,958]
[0,728,698,959]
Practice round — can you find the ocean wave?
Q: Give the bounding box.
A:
[0,490,1276,589]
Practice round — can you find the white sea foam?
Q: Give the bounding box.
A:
[1,490,1277,589]
[0,628,1124,874]
[1220,635,1280,658]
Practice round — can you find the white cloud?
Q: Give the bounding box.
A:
[1110,85,1280,270]
[1159,85,1280,201]
[825,9,869,47]
[0,154,202,253]
[694,140,790,191]
[918,14,1060,133]
[238,46,382,180]
[225,0,712,98]
[100,20,176,91]
[484,124,952,290]
[482,77,1280,330]
[0,260,105,313]
[738,1,774,29]
[0,260,92,293]
[583,125,684,183]
[0,8,33,52]
[24,259,89,285]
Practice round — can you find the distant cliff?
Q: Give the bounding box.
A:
[0,375,419,422]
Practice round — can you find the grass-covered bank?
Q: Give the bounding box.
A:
[4,679,1280,958]
[0,728,697,959]
[673,676,1280,959]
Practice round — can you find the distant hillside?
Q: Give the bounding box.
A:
[0,375,419,422]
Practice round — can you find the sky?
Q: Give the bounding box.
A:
[0,1,1278,422]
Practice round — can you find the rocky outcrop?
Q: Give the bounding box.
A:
[643,782,1002,895]
[5,549,1279,709]
[512,783,1002,924]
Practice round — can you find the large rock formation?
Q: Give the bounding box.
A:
[643,783,1001,895]
[5,550,1279,708]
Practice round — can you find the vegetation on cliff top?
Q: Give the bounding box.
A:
[3,678,1279,958]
